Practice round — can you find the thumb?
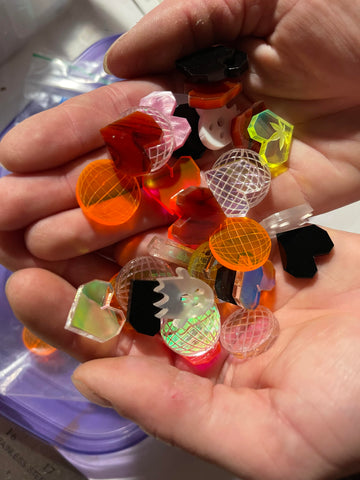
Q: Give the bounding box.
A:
[104,0,278,79]
[71,356,306,480]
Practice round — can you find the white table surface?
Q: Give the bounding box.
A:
[0,1,359,480]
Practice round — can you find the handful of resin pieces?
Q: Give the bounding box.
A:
[68,45,333,364]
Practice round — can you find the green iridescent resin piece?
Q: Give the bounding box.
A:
[160,305,221,357]
[247,109,294,168]
[65,280,124,342]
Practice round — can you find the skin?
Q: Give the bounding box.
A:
[1,0,360,478]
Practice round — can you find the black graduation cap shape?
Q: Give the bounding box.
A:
[127,280,162,336]
[176,45,248,83]
[276,224,334,278]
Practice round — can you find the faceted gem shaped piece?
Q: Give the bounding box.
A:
[147,235,195,268]
[187,80,242,109]
[140,91,191,150]
[197,103,240,150]
[247,109,294,168]
[154,268,215,327]
[101,107,175,175]
[187,241,222,289]
[205,148,271,217]
[209,217,272,272]
[127,280,162,336]
[260,203,314,238]
[168,187,226,248]
[160,305,221,358]
[231,101,266,150]
[76,159,141,227]
[22,327,57,356]
[176,45,248,83]
[173,104,206,159]
[65,280,125,343]
[276,224,334,278]
[100,110,163,176]
[220,306,279,359]
[142,156,201,214]
[115,256,174,310]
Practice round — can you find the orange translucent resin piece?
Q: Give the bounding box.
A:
[187,80,242,109]
[76,159,141,227]
[22,327,57,356]
[100,111,163,176]
[209,217,271,271]
[231,101,265,151]
[142,156,201,214]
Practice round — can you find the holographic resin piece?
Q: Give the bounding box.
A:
[209,217,272,271]
[147,235,195,268]
[187,241,222,289]
[22,327,57,356]
[231,101,265,151]
[176,45,248,83]
[260,203,313,238]
[220,306,279,358]
[154,268,215,327]
[139,91,191,150]
[187,80,242,109]
[205,148,271,217]
[160,305,221,357]
[276,224,334,278]
[66,280,125,342]
[247,109,294,169]
[101,106,175,175]
[114,256,174,310]
[76,159,141,227]
[142,156,201,214]
[168,187,226,248]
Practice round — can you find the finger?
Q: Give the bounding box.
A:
[104,0,278,78]
[0,79,170,173]
[0,230,119,286]
[25,192,174,261]
[72,355,322,480]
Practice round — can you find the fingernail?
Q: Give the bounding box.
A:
[72,376,113,408]
[103,32,128,74]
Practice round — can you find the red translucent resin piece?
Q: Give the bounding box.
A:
[187,80,242,109]
[142,156,201,214]
[100,111,163,176]
[168,187,226,248]
[231,101,265,152]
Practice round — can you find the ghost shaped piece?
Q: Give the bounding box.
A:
[154,267,215,329]
[205,149,271,217]
[197,103,240,150]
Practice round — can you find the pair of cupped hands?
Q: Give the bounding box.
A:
[1,1,360,478]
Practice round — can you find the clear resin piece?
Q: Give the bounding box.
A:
[259,203,313,238]
[147,235,195,267]
[160,305,221,357]
[205,148,271,217]
[220,305,279,358]
[66,280,125,343]
[115,256,174,310]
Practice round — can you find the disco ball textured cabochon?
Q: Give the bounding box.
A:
[220,305,279,358]
[209,148,271,212]
[76,159,141,226]
[209,217,271,271]
[115,256,174,310]
[161,305,221,357]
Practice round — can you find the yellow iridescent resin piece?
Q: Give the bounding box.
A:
[247,109,294,170]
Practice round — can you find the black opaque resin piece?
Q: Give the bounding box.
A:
[276,225,334,278]
[173,104,206,159]
[215,267,237,304]
[176,45,248,83]
[127,280,162,335]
